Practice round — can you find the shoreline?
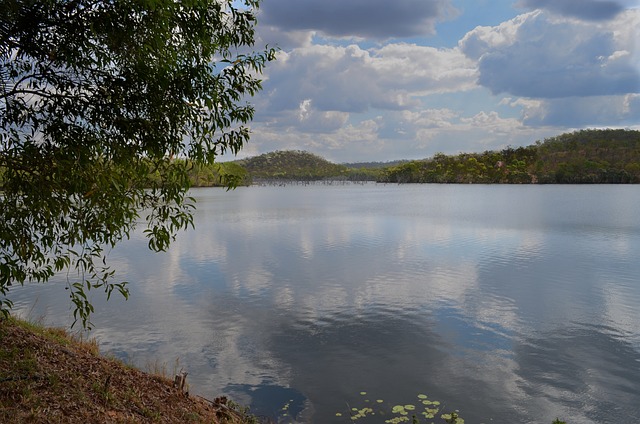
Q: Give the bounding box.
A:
[0,316,255,423]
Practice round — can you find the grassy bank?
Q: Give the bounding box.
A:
[0,317,254,423]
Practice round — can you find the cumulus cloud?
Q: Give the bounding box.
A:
[239,1,640,161]
[519,0,626,21]
[518,94,640,126]
[401,108,460,129]
[459,10,640,98]
[258,43,476,115]
[245,103,555,163]
[255,25,315,51]
[285,99,350,133]
[244,116,387,162]
[258,0,456,39]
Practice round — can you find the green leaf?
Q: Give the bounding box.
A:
[0,0,275,328]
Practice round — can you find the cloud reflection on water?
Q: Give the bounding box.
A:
[9,184,640,423]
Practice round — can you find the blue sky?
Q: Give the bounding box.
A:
[229,0,640,163]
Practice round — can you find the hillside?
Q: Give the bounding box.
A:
[534,129,640,183]
[380,129,640,184]
[234,150,348,181]
[186,129,640,185]
[0,317,253,423]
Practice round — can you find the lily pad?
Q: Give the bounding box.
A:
[391,405,405,414]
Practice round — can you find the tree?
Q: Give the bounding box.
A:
[0,0,276,328]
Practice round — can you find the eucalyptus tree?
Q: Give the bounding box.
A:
[0,0,275,327]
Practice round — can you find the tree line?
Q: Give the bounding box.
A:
[7,129,634,192]
[380,129,640,184]
[210,129,639,185]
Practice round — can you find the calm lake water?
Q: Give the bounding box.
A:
[11,184,640,423]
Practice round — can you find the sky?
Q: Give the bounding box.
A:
[226,0,640,163]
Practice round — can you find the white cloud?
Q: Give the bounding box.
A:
[293,99,350,133]
[459,13,528,61]
[459,9,640,98]
[519,94,640,126]
[258,43,476,116]
[247,104,557,163]
[400,107,526,144]
[255,25,315,51]
[229,1,640,162]
[402,108,460,129]
[372,43,478,95]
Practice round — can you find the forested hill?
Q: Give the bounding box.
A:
[183,129,640,185]
[234,150,349,181]
[380,129,640,184]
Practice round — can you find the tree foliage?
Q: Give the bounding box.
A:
[235,150,349,181]
[380,129,640,184]
[533,129,640,183]
[215,129,640,185]
[186,160,250,187]
[0,0,275,327]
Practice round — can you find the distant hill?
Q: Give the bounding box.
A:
[380,129,640,184]
[533,129,640,183]
[234,150,348,181]
[211,129,640,185]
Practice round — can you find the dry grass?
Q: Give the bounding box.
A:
[0,317,252,423]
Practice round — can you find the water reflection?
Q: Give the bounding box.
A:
[9,184,640,423]
[514,324,640,423]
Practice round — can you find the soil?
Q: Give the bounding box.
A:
[0,318,249,423]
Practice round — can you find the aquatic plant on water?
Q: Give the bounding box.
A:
[334,392,464,423]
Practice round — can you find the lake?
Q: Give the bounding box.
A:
[11,183,640,423]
